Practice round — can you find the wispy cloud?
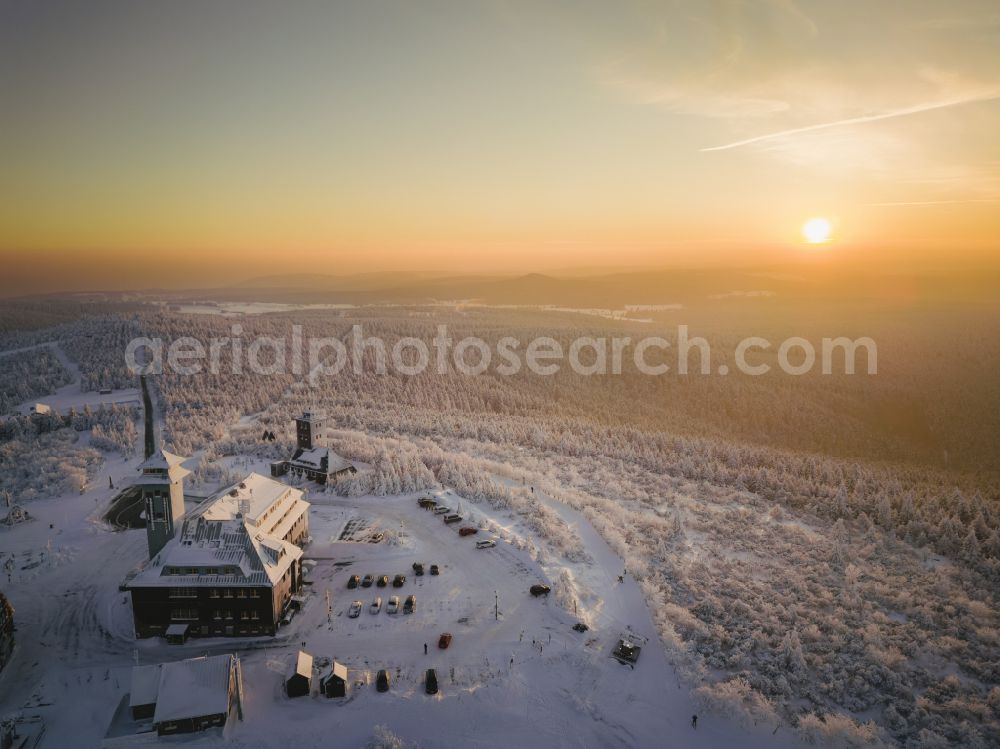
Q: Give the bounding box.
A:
[700,87,1000,152]
[865,198,1000,207]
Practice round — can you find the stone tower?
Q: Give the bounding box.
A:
[295,410,324,450]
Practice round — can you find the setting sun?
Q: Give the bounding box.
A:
[802,217,833,244]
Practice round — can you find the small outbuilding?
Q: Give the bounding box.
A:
[165,623,190,644]
[108,653,242,742]
[286,651,313,698]
[319,662,348,698]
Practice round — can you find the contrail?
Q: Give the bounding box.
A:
[701,89,1000,152]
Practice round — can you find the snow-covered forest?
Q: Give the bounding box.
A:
[126,306,998,749]
[0,347,73,414]
[1,302,998,747]
[0,404,137,498]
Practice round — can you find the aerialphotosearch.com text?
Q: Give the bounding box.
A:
[125,325,878,383]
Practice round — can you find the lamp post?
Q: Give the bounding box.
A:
[495,590,498,621]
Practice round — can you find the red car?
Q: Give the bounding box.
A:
[458,527,478,536]
[438,632,452,649]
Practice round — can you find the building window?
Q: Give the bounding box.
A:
[223,589,234,598]
[225,610,234,620]
[240,611,249,620]
[209,589,220,599]
[237,589,247,598]
[251,610,260,620]
[213,609,222,620]
[250,589,260,599]
[169,587,197,599]
[170,608,198,621]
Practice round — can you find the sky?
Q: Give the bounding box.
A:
[1,0,999,294]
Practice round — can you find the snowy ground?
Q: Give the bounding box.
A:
[0,442,821,749]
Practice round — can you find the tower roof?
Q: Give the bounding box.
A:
[137,449,191,483]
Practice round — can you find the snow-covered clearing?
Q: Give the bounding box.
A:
[6,340,139,416]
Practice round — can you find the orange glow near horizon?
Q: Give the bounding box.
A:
[0,2,999,294]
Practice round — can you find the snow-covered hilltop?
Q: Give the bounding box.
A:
[0,305,998,749]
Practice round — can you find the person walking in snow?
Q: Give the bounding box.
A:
[691,715,698,729]
[424,643,428,655]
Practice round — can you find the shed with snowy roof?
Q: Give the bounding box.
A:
[285,650,313,698]
[320,661,348,698]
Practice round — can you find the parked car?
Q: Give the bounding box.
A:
[404,594,416,614]
[444,514,463,524]
[418,497,436,508]
[429,564,440,575]
[458,527,478,536]
[349,600,363,618]
[376,669,390,692]
[387,596,400,614]
[361,574,374,588]
[475,539,496,549]
[433,506,450,515]
[393,574,406,588]
[529,584,551,597]
[370,596,382,614]
[376,575,389,587]
[425,668,438,695]
[438,632,452,649]
[347,575,360,589]
[414,563,424,576]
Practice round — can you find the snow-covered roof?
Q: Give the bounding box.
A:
[288,447,354,475]
[201,473,303,531]
[137,449,191,484]
[292,651,313,679]
[129,665,161,708]
[126,472,307,589]
[328,454,354,473]
[326,662,347,681]
[150,655,235,725]
[138,449,188,471]
[290,446,327,469]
